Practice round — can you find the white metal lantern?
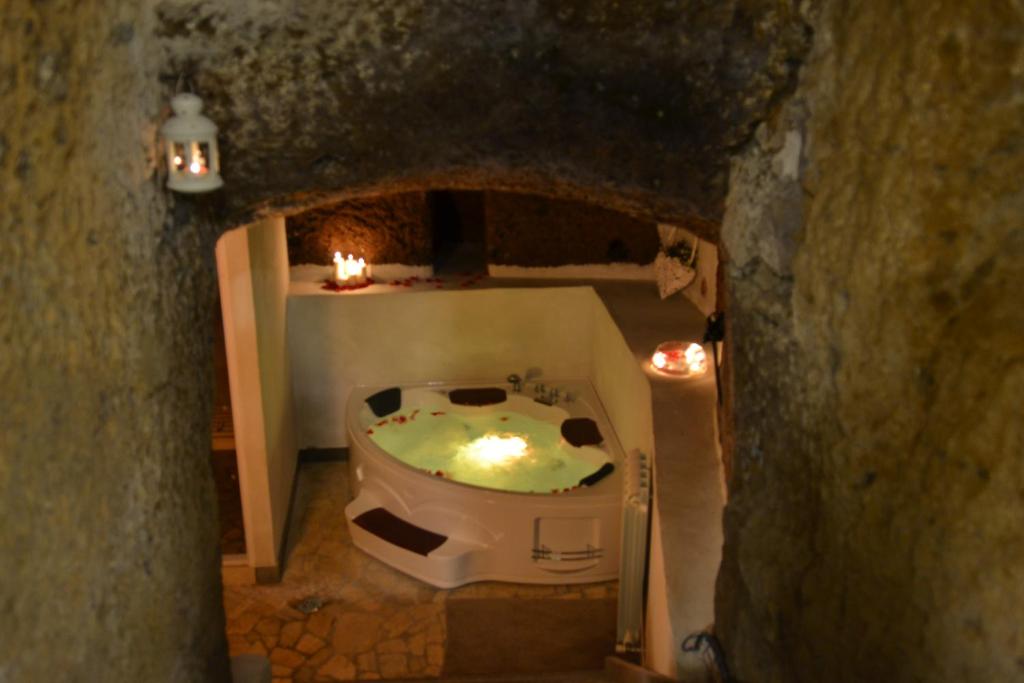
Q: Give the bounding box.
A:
[161,93,223,193]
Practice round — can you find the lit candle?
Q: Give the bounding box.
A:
[684,343,707,375]
[333,252,368,286]
[333,251,347,283]
[189,142,207,175]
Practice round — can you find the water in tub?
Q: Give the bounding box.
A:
[363,396,606,494]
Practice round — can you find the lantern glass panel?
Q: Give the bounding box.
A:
[167,141,188,172]
[186,141,211,176]
[208,139,221,173]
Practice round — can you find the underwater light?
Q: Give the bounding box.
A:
[650,341,708,378]
[459,433,530,467]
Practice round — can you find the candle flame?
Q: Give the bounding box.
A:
[334,251,368,284]
[684,343,707,374]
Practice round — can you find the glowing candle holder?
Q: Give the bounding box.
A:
[650,341,708,378]
[333,251,367,286]
[161,93,223,193]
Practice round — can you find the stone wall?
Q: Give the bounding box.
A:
[287,193,432,265]
[0,1,229,681]
[485,192,659,266]
[287,190,662,269]
[716,2,1024,681]
[152,0,810,233]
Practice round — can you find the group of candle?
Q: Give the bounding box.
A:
[333,251,368,285]
[651,341,707,377]
[171,142,209,175]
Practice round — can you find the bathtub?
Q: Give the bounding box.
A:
[344,379,624,588]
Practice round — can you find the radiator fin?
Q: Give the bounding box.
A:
[616,449,651,653]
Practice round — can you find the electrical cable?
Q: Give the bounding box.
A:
[681,631,734,683]
[702,312,725,406]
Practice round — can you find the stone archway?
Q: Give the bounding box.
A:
[4,1,808,680]
[23,3,1024,683]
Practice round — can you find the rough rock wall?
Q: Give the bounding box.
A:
[485,192,659,266]
[0,2,229,681]
[717,2,1024,681]
[153,0,809,233]
[287,192,432,265]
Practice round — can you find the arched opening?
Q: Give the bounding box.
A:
[211,185,727,680]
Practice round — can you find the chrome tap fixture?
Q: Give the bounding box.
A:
[534,384,562,406]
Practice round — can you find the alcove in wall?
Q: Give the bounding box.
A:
[213,188,724,678]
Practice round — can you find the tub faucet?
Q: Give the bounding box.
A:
[535,385,560,406]
[507,374,523,393]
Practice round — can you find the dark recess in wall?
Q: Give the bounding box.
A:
[210,301,245,555]
[430,191,487,274]
[485,192,660,266]
[286,193,433,266]
[287,190,661,272]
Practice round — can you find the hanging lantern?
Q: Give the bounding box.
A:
[161,93,223,193]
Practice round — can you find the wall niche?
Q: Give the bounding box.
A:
[286,190,661,274]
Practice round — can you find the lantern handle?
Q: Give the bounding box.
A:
[173,72,196,95]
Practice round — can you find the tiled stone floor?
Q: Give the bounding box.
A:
[224,462,617,682]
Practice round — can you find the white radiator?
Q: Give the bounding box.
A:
[616,449,652,653]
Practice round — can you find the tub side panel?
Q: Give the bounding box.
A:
[588,292,655,459]
[586,290,656,660]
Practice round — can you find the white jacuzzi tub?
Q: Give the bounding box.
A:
[344,379,624,588]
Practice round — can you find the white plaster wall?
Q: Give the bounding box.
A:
[287,287,597,447]
[588,297,659,665]
[588,300,655,457]
[645,509,675,675]
[216,217,298,574]
[247,217,299,558]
